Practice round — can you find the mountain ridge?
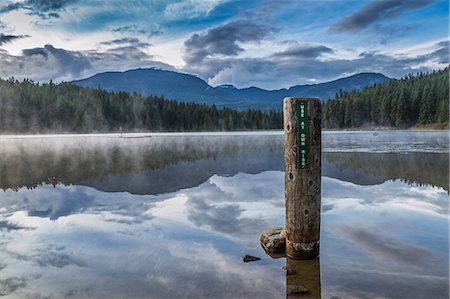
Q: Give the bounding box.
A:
[73,68,390,110]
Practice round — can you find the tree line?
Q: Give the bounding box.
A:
[323,68,449,129]
[0,67,447,133]
[0,79,282,133]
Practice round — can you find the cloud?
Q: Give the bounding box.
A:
[99,37,151,48]
[0,277,27,296]
[0,33,30,45]
[183,19,278,66]
[428,40,449,64]
[0,220,32,231]
[0,43,173,82]
[112,25,163,38]
[270,44,334,59]
[164,0,224,20]
[330,0,434,33]
[204,40,449,89]
[0,0,78,19]
[374,24,419,44]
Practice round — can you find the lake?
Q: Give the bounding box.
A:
[0,131,448,298]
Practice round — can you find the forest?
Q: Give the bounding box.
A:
[0,79,282,133]
[0,67,447,133]
[323,68,449,129]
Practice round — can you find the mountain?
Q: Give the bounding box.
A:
[73,68,390,110]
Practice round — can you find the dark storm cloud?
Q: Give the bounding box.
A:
[331,0,434,33]
[183,19,278,65]
[0,0,77,19]
[100,37,151,48]
[270,45,334,59]
[0,33,30,45]
[112,25,163,38]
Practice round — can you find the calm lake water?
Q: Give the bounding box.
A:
[0,131,448,299]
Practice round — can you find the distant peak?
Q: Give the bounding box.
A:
[217,84,236,89]
[346,72,389,79]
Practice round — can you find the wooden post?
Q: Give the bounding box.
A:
[284,97,321,259]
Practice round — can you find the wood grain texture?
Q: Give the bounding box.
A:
[284,97,321,259]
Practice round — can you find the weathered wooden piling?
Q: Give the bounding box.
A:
[284,97,321,260]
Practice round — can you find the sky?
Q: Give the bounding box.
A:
[0,0,448,89]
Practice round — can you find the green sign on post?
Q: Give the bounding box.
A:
[297,101,309,170]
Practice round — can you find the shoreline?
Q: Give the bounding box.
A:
[0,128,448,139]
[324,123,449,131]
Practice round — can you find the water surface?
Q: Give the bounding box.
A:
[0,131,448,298]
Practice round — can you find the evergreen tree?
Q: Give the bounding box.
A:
[323,67,449,129]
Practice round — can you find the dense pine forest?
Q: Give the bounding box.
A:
[0,67,447,133]
[323,68,449,129]
[0,79,282,133]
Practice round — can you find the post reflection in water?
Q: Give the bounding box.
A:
[285,258,321,299]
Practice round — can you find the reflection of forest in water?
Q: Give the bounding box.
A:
[323,152,449,191]
[0,135,447,193]
[0,135,283,193]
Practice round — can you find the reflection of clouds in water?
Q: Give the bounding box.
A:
[321,178,449,298]
[0,185,95,220]
[161,242,283,298]
[35,251,86,269]
[322,177,449,217]
[0,170,447,298]
[187,196,266,236]
[0,277,28,296]
[0,214,284,298]
[0,173,286,298]
[0,184,156,224]
[323,268,449,299]
[333,225,433,268]
[209,171,284,205]
[183,171,284,238]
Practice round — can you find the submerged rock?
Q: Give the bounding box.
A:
[241,254,261,263]
[286,285,309,295]
[260,227,286,255]
[281,266,297,276]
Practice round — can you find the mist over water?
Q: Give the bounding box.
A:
[0,131,448,298]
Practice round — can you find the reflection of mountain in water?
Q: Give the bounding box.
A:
[323,152,449,192]
[0,135,284,194]
[0,134,447,194]
[81,152,281,195]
